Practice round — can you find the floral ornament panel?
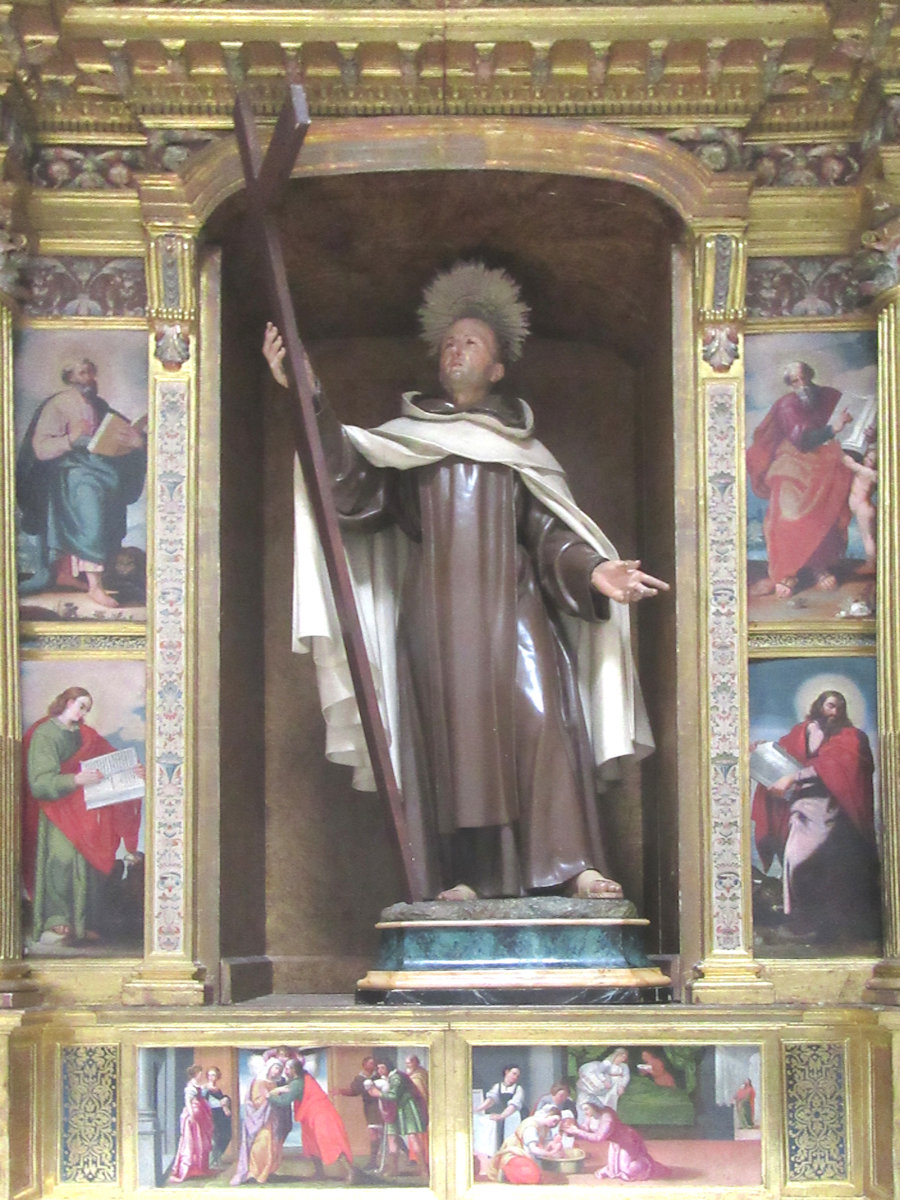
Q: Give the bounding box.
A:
[61,1045,118,1183]
[784,1043,847,1181]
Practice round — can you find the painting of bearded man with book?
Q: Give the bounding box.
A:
[751,688,881,949]
[16,355,147,609]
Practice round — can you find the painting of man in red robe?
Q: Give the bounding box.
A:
[745,329,879,621]
[747,361,855,600]
[752,688,880,949]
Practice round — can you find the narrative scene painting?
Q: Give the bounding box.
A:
[20,657,146,957]
[138,1044,430,1187]
[750,656,880,957]
[745,329,877,622]
[471,1044,761,1187]
[14,327,149,621]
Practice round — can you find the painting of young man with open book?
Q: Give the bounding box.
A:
[20,657,147,955]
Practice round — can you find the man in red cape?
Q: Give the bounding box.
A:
[268,1056,358,1183]
[22,686,142,945]
[747,361,854,598]
[752,689,880,945]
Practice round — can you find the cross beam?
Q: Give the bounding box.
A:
[234,86,424,902]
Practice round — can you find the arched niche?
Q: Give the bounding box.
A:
[189,119,748,996]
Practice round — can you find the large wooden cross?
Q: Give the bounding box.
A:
[233,86,425,902]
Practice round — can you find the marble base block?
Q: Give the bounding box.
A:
[356,897,671,1005]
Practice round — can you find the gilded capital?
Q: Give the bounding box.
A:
[694,228,747,374]
[145,228,198,368]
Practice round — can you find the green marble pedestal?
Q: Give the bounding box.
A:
[356,897,670,1005]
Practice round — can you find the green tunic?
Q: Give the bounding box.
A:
[27,719,101,940]
[378,1071,427,1136]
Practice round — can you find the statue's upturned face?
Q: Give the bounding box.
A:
[438,317,505,408]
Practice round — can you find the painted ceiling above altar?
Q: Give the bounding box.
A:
[0,0,898,155]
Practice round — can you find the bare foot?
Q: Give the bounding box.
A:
[749,576,776,597]
[773,576,798,599]
[814,571,837,591]
[86,585,120,608]
[571,869,623,899]
[53,565,89,592]
[854,561,876,578]
[437,883,478,901]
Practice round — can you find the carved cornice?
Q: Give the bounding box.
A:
[1,0,897,144]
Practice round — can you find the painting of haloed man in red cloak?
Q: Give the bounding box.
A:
[749,656,881,956]
[745,330,877,623]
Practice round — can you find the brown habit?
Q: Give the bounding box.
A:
[319,392,613,898]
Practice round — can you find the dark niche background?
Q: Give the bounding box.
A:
[209,169,681,994]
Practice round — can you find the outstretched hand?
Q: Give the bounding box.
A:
[263,322,289,388]
[591,559,670,605]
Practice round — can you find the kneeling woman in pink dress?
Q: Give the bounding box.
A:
[568,1101,669,1181]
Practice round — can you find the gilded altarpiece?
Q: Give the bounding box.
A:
[1,3,900,1191]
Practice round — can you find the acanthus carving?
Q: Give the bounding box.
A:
[0,195,28,302]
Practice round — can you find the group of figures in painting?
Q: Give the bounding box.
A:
[137,1042,761,1189]
[472,1045,761,1186]
[11,299,883,961]
[140,1046,429,1188]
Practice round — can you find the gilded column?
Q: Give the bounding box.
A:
[688,225,774,1004]
[0,178,40,1008]
[122,179,204,1004]
[861,213,900,1004]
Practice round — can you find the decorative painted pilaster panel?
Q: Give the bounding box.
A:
[689,225,772,1004]
[860,217,900,1003]
[60,1045,119,1183]
[150,377,193,960]
[123,196,203,1005]
[783,1042,848,1181]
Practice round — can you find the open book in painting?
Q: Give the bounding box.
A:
[749,741,803,789]
[87,412,148,457]
[81,746,145,810]
[836,395,876,459]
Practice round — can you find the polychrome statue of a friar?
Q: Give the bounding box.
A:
[264,262,668,902]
